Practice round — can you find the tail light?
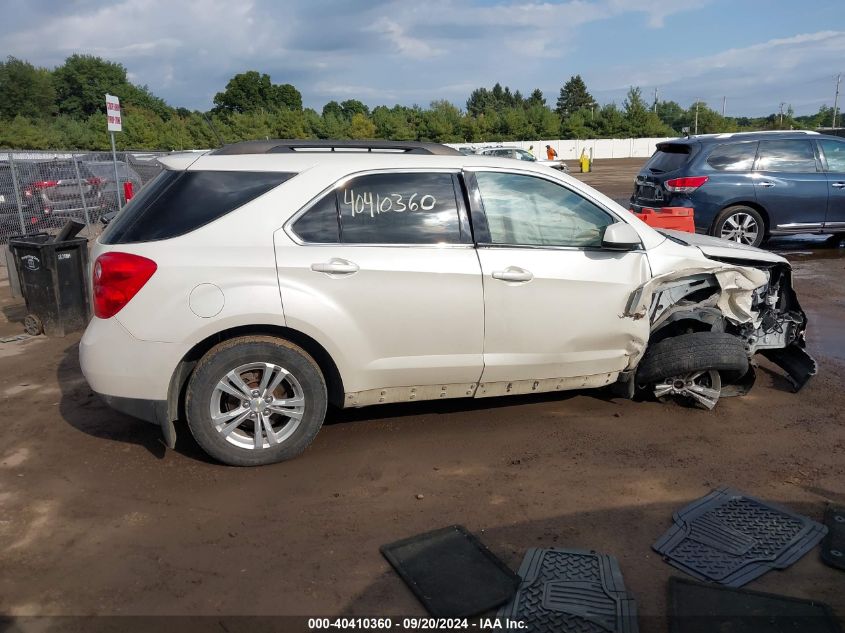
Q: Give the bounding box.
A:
[93,252,157,319]
[23,180,58,197]
[87,177,104,186]
[664,176,708,193]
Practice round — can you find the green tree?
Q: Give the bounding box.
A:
[466,87,494,117]
[213,71,302,114]
[556,75,594,117]
[623,86,671,136]
[421,100,462,142]
[0,56,56,119]
[52,54,128,117]
[347,112,376,139]
[656,100,686,132]
[340,99,369,120]
[527,88,545,108]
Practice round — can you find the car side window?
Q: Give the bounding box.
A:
[337,172,462,244]
[707,142,757,171]
[292,193,340,243]
[474,171,613,248]
[755,140,818,173]
[819,139,845,173]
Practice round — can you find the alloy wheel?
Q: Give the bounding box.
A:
[653,369,722,410]
[720,212,759,246]
[209,362,306,450]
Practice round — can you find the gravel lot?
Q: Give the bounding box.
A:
[1,158,843,631]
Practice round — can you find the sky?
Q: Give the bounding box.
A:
[1,0,843,117]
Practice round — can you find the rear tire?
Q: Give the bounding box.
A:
[711,206,765,247]
[186,336,327,466]
[637,332,749,410]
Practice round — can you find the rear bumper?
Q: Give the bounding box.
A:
[79,316,180,402]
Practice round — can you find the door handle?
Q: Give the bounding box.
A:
[310,258,359,275]
[758,181,775,188]
[832,182,845,189]
[492,267,533,282]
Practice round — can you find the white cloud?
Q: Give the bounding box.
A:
[369,17,443,59]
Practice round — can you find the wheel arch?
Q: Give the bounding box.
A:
[712,201,770,236]
[166,324,345,426]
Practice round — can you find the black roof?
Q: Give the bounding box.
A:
[211,139,462,156]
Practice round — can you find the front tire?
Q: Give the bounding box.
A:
[711,205,765,247]
[637,332,749,410]
[186,336,327,466]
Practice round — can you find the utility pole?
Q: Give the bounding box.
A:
[653,87,659,113]
[694,101,699,135]
[779,102,785,128]
[721,96,726,117]
[834,73,842,128]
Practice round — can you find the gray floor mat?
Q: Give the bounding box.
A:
[496,548,638,633]
[654,487,828,587]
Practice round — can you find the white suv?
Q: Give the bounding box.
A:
[80,140,815,466]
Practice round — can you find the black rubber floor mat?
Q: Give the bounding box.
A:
[668,576,843,633]
[821,504,845,571]
[497,548,638,633]
[380,525,520,618]
[654,487,828,587]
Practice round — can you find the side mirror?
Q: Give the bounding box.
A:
[602,222,642,251]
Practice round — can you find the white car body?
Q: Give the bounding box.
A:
[79,141,813,464]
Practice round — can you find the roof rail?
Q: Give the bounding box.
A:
[211,139,462,156]
[712,130,820,139]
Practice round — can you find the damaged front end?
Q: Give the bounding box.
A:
[727,260,816,391]
[625,252,816,399]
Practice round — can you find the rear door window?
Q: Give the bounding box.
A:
[706,142,758,171]
[291,172,464,245]
[645,144,691,173]
[755,140,818,173]
[338,172,463,244]
[102,170,295,243]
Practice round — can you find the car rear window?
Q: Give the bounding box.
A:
[645,144,692,173]
[706,142,758,171]
[101,170,295,244]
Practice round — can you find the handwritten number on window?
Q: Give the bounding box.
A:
[342,189,437,219]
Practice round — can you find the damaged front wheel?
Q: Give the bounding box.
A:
[637,332,749,410]
[653,369,722,410]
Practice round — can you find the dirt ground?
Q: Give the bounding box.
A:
[1,158,843,632]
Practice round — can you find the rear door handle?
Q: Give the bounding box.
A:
[492,267,533,282]
[310,258,359,275]
[832,182,845,189]
[758,181,776,188]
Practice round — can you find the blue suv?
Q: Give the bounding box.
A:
[630,131,845,247]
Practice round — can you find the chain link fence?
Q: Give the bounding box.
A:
[0,150,169,244]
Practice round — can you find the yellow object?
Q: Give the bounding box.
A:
[580,150,591,173]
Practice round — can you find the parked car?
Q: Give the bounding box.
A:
[83,160,143,209]
[80,139,814,466]
[1,161,51,240]
[630,130,845,247]
[475,146,569,172]
[16,159,105,225]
